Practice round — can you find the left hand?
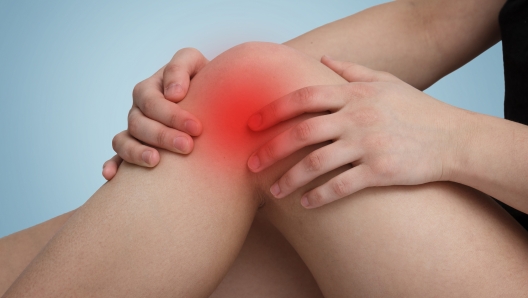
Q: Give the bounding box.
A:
[247,56,467,209]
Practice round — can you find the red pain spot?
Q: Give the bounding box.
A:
[195,64,283,162]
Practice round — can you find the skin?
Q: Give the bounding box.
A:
[4,41,528,298]
[1,210,323,297]
[2,0,526,295]
[247,57,528,212]
[106,0,528,213]
[0,211,75,293]
[103,0,528,212]
[104,0,507,177]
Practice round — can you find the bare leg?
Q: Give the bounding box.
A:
[211,213,323,298]
[259,177,528,297]
[6,41,526,297]
[1,211,323,298]
[0,211,75,295]
[200,42,528,297]
[2,42,333,297]
[175,40,528,297]
[0,213,324,298]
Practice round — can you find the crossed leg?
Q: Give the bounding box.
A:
[1,41,334,297]
[3,41,528,297]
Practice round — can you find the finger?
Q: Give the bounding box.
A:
[300,164,374,209]
[248,115,341,172]
[163,48,209,102]
[269,141,363,199]
[321,55,398,83]
[102,155,123,180]
[247,85,346,131]
[132,79,202,136]
[127,109,194,154]
[112,130,161,167]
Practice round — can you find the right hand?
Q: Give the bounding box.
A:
[102,48,209,180]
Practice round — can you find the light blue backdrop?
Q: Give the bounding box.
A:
[0,0,504,237]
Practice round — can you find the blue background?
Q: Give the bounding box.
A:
[0,0,504,237]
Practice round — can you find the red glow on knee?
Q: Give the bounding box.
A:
[196,66,282,162]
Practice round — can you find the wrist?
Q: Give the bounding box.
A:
[443,107,480,184]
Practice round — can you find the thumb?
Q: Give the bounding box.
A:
[321,55,398,83]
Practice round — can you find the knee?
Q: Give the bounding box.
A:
[177,41,339,173]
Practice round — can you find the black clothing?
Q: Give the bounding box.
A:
[498,0,528,230]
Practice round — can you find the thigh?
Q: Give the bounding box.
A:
[210,212,323,298]
[3,42,345,297]
[187,42,528,296]
[257,160,528,297]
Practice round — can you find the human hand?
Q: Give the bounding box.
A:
[247,56,465,208]
[102,48,208,180]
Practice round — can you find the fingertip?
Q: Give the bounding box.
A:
[141,150,154,166]
[247,155,261,172]
[184,119,203,136]
[149,150,161,165]
[102,164,116,180]
[301,195,312,209]
[270,182,282,198]
[173,136,193,154]
[178,137,194,155]
[247,113,262,130]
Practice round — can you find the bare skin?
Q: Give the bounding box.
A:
[3,0,527,296]
[0,211,75,294]
[3,42,528,297]
[104,0,506,172]
[1,211,322,297]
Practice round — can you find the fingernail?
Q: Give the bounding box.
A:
[270,183,281,198]
[142,151,152,164]
[248,113,262,129]
[301,195,310,208]
[165,83,183,97]
[322,54,334,60]
[248,155,261,171]
[173,137,188,152]
[184,120,200,135]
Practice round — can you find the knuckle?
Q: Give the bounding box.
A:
[169,113,179,128]
[342,64,360,78]
[371,157,398,178]
[362,133,391,150]
[128,114,140,135]
[132,80,147,99]
[293,87,315,107]
[186,47,202,60]
[263,143,276,161]
[164,62,184,75]
[350,107,380,126]
[331,177,350,198]
[177,47,195,55]
[267,101,281,119]
[156,129,169,148]
[308,190,324,207]
[304,151,324,172]
[293,121,314,142]
[111,134,120,152]
[141,96,157,115]
[122,145,134,162]
[348,82,376,99]
[282,172,296,189]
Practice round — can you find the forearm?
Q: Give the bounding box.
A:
[0,211,75,295]
[284,0,504,90]
[450,112,528,214]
